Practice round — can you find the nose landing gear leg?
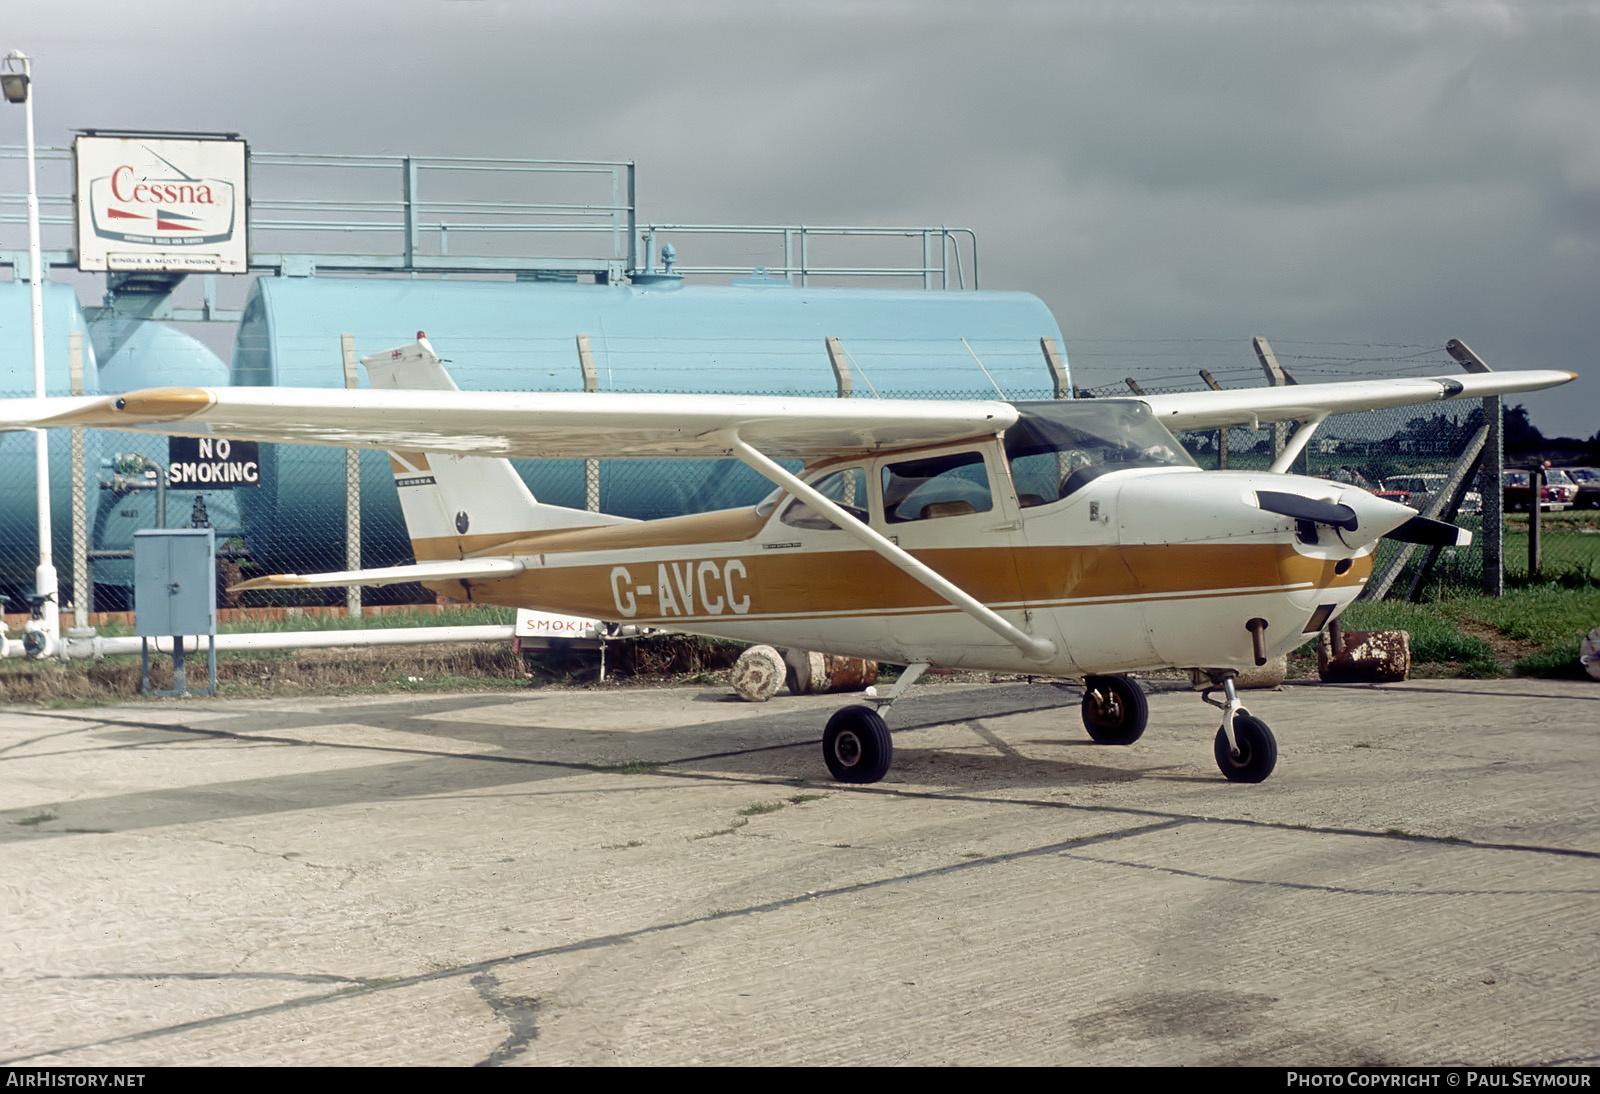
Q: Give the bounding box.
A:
[1202,677,1279,783]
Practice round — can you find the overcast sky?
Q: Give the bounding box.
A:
[5,0,1597,436]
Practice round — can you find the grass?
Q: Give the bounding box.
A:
[1313,586,1600,678]
[596,761,662,775]
[1443,585,1600,678]
[690,818,748,840]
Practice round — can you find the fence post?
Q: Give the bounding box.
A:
[1040,337,1070,399]
[1253,336,1293,466]
[825,336,853,399]
[1199,369,1228,470]
[340,333,362,618]
[1445,339,1504,597]
[1528,466,1542,581]
[69,331,89,632]
[577,334,600,511]
[1481,396,1505,595]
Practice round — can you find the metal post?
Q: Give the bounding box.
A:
[624,162,636,274]
[7,51,59,658]
[402,156,418,270]
[341,333,362,617]
[610,166,621,278]
[69,331,88,634]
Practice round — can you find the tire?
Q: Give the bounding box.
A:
[1214,713,1278,783]
[1080,674,1149,745]
[823,705,893,783]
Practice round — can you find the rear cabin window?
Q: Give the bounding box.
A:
[881,451,993,524]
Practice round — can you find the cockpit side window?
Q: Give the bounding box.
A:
[780,466,870,530]
[881,451,993,524]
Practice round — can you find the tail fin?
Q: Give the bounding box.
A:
[361,335,632,561]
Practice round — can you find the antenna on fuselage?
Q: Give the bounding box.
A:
[960,337,1007,399]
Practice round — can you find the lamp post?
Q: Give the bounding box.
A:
[3,50,60,659]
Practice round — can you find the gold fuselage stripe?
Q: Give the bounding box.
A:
[426,541,1371,624]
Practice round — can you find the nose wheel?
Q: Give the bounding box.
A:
[1201,676,1279,782]
[1214,712,1278,782]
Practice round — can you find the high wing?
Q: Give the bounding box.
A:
[0,333,1575,459]
[19,385,1019,460]
[1137,370,1576,432]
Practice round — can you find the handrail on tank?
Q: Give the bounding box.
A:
[637,223,978,290]
[1,146,977,286]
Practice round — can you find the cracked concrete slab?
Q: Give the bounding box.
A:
[0,677,1595,1065]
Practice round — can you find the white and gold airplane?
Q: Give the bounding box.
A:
[9,337,1575,784]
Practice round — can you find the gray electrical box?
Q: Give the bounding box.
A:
[134,529,217,637]
[133,529,218,696]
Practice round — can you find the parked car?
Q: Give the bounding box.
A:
[1556,466,1600,510]
[1379,473,1482,515]
[1503,468,1576,512]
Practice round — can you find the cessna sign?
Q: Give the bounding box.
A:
[75,134,248,272]
[167,437,259,488]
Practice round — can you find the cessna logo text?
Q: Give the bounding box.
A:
[75,135,248,272]
[610,561,751,619]
[167,437,259,488]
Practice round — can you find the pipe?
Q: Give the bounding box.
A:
[39,624,516,661]
[1246,617,1269,667]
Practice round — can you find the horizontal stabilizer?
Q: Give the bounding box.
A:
[1384,516,1473,548]
[232,558,525,592]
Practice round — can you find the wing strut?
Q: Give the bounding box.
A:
[722,432,1057,664]
[1267,413,1328,474]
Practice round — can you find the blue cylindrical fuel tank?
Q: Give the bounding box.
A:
[0,281,98,592]
[0,282,243,596]
[87,316,240,589]
[232,275,1069,572]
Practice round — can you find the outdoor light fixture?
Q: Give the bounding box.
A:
[1,52,26,102]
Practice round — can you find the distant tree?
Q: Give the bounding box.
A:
[1504,404,1546,451]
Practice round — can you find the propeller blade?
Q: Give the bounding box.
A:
[1385,516,1473,547]
[1255,490,1359,531]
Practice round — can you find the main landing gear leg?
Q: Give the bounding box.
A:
[821,661,928,785]
[1202,677,1278,783]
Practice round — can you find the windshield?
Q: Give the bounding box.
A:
[1004,400,1196,506]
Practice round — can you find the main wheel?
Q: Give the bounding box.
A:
[1080,674,1149,745]
[823,705,893,783]
[1214,713,1278,783]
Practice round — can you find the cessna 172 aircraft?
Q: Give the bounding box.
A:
[6,337,1574,785]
